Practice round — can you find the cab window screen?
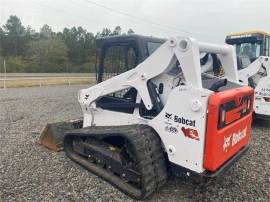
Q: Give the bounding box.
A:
[103,45,137,81]
[103,46,125,80]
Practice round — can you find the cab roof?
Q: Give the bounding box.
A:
[226,30,270,37]
[96,34,166,48]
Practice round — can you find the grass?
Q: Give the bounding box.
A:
[0,77,96,88]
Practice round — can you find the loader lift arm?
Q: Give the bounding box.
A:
[79,37,239,114]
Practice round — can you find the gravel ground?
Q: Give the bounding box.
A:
[0,85,269,201]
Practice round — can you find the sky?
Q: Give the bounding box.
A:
[0,0,269,42]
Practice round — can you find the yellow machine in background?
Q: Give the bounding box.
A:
[225,30,270,69]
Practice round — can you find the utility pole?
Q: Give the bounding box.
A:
[3,59,6,89]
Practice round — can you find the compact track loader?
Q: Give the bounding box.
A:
[40,35,254,199]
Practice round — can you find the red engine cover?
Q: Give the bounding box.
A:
[204,86,254,172]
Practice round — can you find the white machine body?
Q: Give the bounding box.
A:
[77,36,249,174]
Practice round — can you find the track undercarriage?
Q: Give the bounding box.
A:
[64,125,168,199]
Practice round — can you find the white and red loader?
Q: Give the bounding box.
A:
[40,35,254,199]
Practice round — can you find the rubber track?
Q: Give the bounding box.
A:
[64,125,168,199]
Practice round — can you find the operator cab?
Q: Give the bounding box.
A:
[95,34,166,117]
[226,30,270,69]
[96,34,165,83]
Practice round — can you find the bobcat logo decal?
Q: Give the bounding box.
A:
[165,112,172,119]
[223,136,231,152]
[181,127,199,141]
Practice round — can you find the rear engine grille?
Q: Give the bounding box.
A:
[218,95,252,129]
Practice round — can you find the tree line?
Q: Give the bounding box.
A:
[0,15,135,73]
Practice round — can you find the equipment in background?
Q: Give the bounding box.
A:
[40,34,254,199]
[226,30,270,69]
[203,54,270,120]
[238,56,270,119]
[225,30,270,119]
[200,31,270,120]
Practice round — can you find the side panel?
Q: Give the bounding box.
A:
[254,77,270,116]
[149,86,212,173]
[83,108,143,127]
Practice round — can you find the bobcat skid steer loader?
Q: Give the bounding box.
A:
[40,35,254,199]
